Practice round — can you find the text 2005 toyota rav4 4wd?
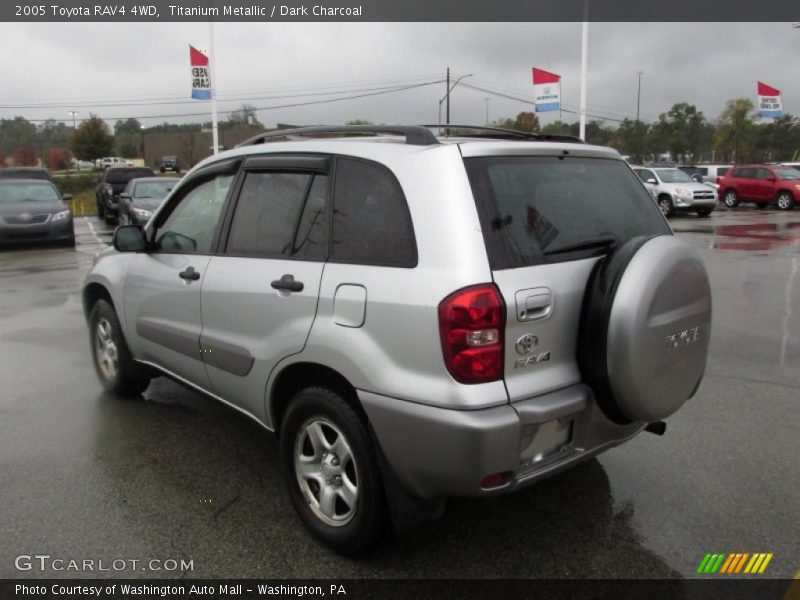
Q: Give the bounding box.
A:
[83,125,711,555]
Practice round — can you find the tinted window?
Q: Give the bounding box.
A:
[732,168,754,179]
[155,175,233,253]
[755,169,771,180]
[106,168,154,184]
[636,169,655,183]
[465,156,671,270]
[717,167,729,177]
[331,158,416,267]
[226,172,328,260]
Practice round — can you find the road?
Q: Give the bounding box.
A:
[0,210,797,579]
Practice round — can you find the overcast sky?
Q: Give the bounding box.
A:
[1,22,798,129]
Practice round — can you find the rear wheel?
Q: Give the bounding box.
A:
[89,299,151,396]
[723,190,739,208]
[776,191,795,211]
[657,195,675,217]
[280,386,387,556]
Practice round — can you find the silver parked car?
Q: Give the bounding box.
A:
[83,125,712,555]
[633,166,717,217]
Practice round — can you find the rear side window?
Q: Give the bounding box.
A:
[331,158,417,268]
[717,167,729,177]
[226,172,329,260]
[465,156,671,270]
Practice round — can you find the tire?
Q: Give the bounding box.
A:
[104,211,116,226]
[280,386,388,556]
[722,190,739,208]
[696,208,712,217]
[657,195,675,217]
[776,191,795,211]
[89,299,152,396]
[578,236,712,424]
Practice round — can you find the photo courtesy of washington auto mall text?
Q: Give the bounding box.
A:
[1,0,799,598]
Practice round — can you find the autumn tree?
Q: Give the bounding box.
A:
[70,115,114,161]
[12,143,38,166]
[48,148,73,170]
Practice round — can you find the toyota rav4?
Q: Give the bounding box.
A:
[83,125,712,555]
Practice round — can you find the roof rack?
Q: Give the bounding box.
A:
[421,124,584,144]
[236,125,440,148]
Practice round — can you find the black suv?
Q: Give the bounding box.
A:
[159,156,180,174]
[95,166,155,224]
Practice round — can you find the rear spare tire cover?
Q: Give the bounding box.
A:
[578,235,712,424]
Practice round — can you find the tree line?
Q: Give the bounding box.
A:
[0,98,797,169]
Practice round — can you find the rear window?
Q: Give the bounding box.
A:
[464,156,670,270]
[0,169,52,181]
[106,168,154,184]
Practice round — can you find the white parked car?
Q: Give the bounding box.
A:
[95,157,133,170]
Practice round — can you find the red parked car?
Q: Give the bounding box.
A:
[717,164,800,210]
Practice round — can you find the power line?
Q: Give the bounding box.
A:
[10,80,446,123]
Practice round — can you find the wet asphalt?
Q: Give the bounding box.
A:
[0,209,797,580]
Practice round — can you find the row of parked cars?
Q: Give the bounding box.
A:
[631,162,800,217]
[95,166,179,226]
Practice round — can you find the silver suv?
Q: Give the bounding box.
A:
[633,166,717,217]
[83,126,712,555]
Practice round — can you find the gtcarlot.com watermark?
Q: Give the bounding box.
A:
[14,554,194,573]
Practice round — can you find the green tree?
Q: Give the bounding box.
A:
[70,115,114,161]
[346,119,373,125]
[715,98,756,163]
[493,112,540,133]
[113,118,142,136]
[654,103,709,162]
[0,117,37,156]
[614,118,650,163]
[541,120,579,137]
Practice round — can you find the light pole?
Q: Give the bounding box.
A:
[636,71,644,122]
[438,73,473,126]
[484,98,490,125]
[68,111,78,129]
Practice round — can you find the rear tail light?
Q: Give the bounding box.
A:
[438,284,505,384]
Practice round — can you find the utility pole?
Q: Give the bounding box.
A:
[636,71,644,122]
[68,111,78,129]
[446,67,451,126]
[484,98,490,125]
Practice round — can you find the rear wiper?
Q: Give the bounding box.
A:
[544,235,618,256]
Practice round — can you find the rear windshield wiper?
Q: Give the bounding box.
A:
[544,235,618,256]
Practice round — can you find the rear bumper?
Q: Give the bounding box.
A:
[359,383,644,500]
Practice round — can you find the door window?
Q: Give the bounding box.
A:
[225,172,329,260]
[154,174,233,253]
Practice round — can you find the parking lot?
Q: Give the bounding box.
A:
[0,208,797,579]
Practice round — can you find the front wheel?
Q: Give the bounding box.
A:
[89,299,151,396]
[657,196,675,217]
[776,191,795,211]
[280,387,387,556]
[723,190,740,208]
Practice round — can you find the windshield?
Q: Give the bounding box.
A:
[0,183,60,203]
[656,169,693,183]
[464,156,670,269]
[133,181,177,198]
[774,168,800,180]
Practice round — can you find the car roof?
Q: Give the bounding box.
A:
[131,177,179,183]
[0,178,58,189]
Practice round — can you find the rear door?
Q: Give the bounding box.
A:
[463,154,671,402]
[198,155,330,422]
[752,168,774,203]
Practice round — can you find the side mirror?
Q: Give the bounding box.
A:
[62,193,73,201]
[113,225,148,253]
[119,193,132,202]
[647,178,657,184]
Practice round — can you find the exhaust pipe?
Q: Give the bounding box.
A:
[645,421,667,436]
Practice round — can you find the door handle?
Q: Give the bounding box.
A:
[271,274,304,292]
[179,266,201,281]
